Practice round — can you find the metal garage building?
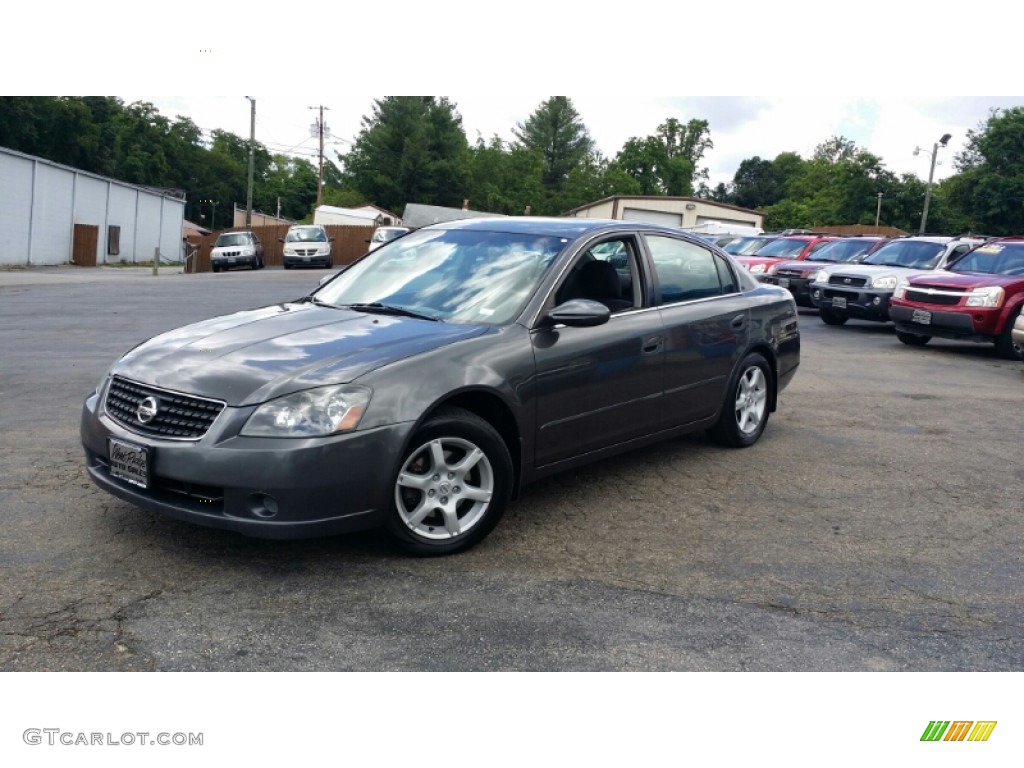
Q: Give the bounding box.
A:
[0,146,185,267]
[565,195,764,230]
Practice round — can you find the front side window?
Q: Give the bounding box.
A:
[644,236,727,305]
[554,238,640,312]
[315,228,566,325]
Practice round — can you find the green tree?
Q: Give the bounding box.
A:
[340,97,470,213]
[943,106,1024,235]
[513,97,594,191]
[611,118,713,196]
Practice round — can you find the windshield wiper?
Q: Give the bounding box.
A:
[345,303,443,322]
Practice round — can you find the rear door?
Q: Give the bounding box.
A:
[640,234,749,426]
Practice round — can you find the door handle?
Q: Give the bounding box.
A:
[731,314,746,329]
[642,336,663,354]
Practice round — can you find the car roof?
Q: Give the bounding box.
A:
[427,216,690,239]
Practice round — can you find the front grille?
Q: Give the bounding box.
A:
[291,248,324,257]
[776,269,805,278]
[218,249,243,257]
[905,288,963,305]
[105,376,225,440]
[822,289,857,300]
[828,275,868,287]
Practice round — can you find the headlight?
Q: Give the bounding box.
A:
[766,264,779,276]
[806,269,821,282]
[813,270,829,284]
[965,286,1005,308]
[241,385,371,437]
[893,278,910,299]
[872,276,897,290]
[241,247,255,256]
[749,263,767,274]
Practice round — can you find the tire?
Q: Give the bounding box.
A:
[385,407,512,557]
[819,306,848,326]
[709,352,772,448]
[994,308,1023,360]
[283,262,292,270]
[896,330,931,347]
[212,265,220,273]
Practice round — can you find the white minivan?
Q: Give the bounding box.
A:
[281,225,334,269]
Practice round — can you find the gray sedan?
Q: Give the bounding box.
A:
[81,218,800,555]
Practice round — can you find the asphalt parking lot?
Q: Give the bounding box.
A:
[1,266,1022,671]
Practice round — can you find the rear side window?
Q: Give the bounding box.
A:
[644,236,729,304]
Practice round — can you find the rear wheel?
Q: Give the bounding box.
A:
[819,306,848,326]
[896,330,931,347]
[709,352,772,448]
[386,407,512,557]
[994,307,1022,360]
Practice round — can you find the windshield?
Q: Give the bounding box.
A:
[371,228,409,244]
[951,242,1024,275]
[314,228,567,325]
[863,240,945,269]
[214,233,251,247]
[286,227,327,243]
[723,237,774,255]
[807,239,881,263]
[753,238,809,258]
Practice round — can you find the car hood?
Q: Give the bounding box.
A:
[826,264,933,279]
[907,271,1024,290]
[111,302,491,406]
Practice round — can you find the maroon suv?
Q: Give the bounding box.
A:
[889,237,1024,359]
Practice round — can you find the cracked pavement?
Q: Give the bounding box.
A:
[1,268,1022,671]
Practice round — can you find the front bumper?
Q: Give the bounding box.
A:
[80,390,413,539]
[809,284,892,321]
[283,253,331,268]
[212,255,257,270]
[761,275,814,307]
[890,305,1000,344]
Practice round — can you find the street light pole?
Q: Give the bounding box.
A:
[875,192,883,228]
[916,133,951,235]
[245,96,256,228]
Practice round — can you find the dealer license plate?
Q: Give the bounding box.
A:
[778,278,790,288]
[912,309,932,325]
[108,438,150,489]
[832,296,847,309]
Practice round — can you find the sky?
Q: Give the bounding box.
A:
[8,0,1020,197]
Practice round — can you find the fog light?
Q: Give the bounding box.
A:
[812,289,821,300]
[248,493,279,518]
[873,297,881,306]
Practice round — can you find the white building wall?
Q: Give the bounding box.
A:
[31,163,75,265]
[0,147,185,266]
[108,184,138,263]
[0,152,33,262]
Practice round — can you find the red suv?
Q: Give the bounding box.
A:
[889,237,1024,359]
[733,234,839,276]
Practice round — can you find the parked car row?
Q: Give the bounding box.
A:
[753,233,1024,362]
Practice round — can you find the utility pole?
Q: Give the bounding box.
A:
[245,96,256,228]
[309,105,330,208]
[915,132,951,235]
[875,192,883,229]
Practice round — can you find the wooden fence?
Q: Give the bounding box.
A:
[188,224,377,272]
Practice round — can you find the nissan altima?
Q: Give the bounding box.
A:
[81,218,800,556]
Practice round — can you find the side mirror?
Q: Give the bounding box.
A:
[546,299,611,327]
[278,238,284,243]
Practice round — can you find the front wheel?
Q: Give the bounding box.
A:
[994,308,1022,360]
[819,306,848,326]
[896,330,931,347]
[386,407,512,556]
[709,352,772,448]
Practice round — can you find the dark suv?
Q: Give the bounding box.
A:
[808,235,986,326]
[889,237,1024,359]
[760,236,888,307]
